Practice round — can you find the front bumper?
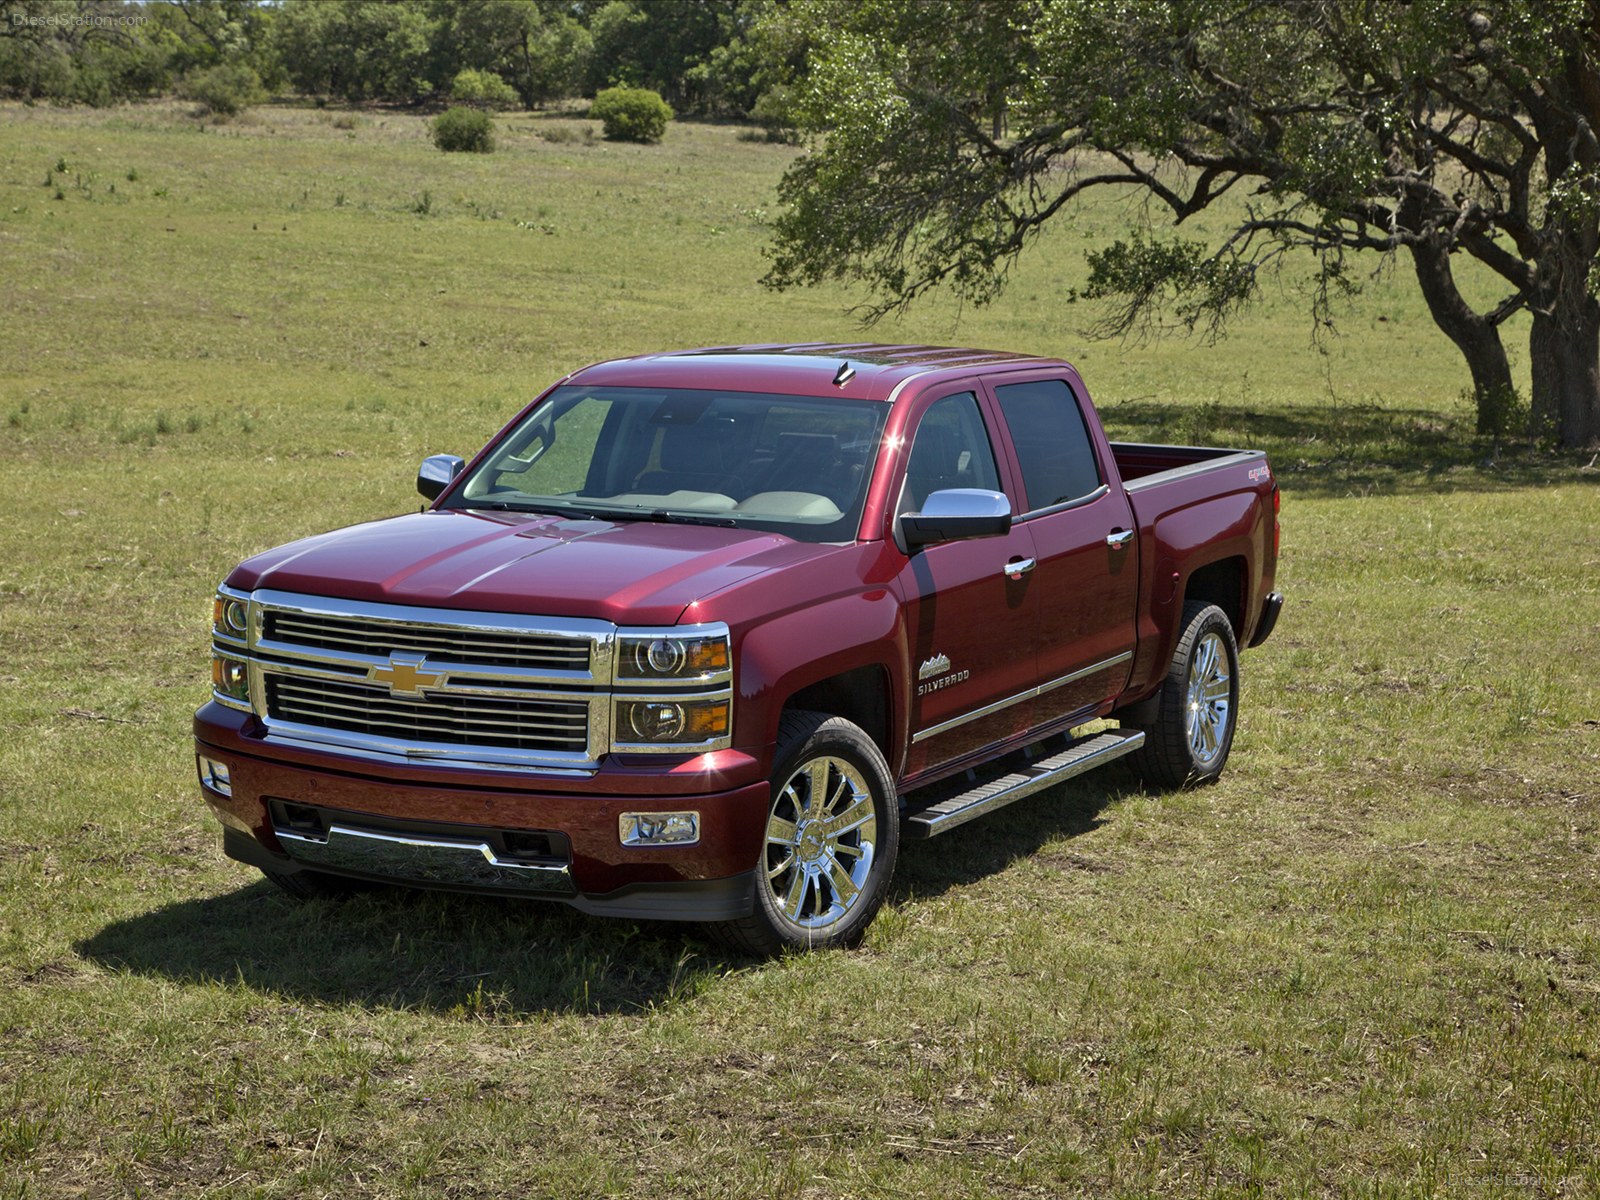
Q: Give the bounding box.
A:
[195,702,768,922]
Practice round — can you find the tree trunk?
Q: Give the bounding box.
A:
[1528,269,1600,450]
[1407,236,1519,436]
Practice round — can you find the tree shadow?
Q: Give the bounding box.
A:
[1098,398,1593,499]
[76,777,1127,1015]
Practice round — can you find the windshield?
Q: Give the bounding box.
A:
[444,385,890,543]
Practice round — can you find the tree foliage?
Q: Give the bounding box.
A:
[0,1,788,116]
[0,0,226,105]
[451,67,518,110]
[765,0,1600,447]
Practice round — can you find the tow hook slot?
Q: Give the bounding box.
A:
[271,800,328,840]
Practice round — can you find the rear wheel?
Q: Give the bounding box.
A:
[708,710,898,955]
[1131,600,1240,788]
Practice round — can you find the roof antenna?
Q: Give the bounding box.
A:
[832,362,856,388]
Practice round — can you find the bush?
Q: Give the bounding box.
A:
[750,84,801,143]
[590,86,672,144]
[451,68,518,110]
[182,64,266,117]
[431,106,495,153]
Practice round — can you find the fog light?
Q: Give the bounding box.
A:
[197,755,233,796]
[619,811,700,847]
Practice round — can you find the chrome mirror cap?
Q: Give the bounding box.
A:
[417,454,465,501]
[899,488,1012,550]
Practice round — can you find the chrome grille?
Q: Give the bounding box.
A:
[267,676,589,754]
[263,609,590,672]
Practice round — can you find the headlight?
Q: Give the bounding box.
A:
[212,592,248,640]
[212,651,250,707]
[609,624,732,752]
[615,629,729,682]
[614,698,730,745]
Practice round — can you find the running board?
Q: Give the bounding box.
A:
[902,728,1145,839]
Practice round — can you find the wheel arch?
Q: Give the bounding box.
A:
[1182,555,1247,637]
[781,665,894,768]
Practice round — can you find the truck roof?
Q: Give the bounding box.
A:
[565,343,1070,403]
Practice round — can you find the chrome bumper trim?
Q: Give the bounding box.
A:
[277,823,576,895]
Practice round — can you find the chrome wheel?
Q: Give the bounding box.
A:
[762,754,879,931]
[1184,630,1232,769]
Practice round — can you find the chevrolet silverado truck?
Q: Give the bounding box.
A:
[196,343,1283,953]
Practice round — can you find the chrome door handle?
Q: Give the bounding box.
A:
[1106,529,1134,550]
[1003,557,1036,579]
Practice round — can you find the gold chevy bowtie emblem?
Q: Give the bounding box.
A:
[370,653,444,697]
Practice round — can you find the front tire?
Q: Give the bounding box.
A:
[708,710,899,955]
[1131,600,1240,788]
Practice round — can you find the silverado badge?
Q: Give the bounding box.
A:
[918,653,952,681]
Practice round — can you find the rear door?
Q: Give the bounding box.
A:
[892,388,1040,778]
[984,373,1139,726]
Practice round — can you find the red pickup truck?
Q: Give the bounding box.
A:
[196,344,1281,953]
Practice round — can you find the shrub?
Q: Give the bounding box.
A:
[590,86,672,144]
[431,106,495,154]
[182,64,266,117]
[750,85,801,143]
[451,68,518,110]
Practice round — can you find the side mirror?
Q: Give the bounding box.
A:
[417,454,465,501]
[898,488,1012,550]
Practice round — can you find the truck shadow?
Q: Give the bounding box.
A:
[892,773,1123,900]
[75,882,737,1017]
[75,777,1125,1016]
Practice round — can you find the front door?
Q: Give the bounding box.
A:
[892,390,1039,779]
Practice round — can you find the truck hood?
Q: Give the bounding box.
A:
[227,510,833,626]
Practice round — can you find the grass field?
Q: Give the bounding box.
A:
[1,100,1598,1199]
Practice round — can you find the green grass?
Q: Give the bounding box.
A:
[1,99,1598,1199]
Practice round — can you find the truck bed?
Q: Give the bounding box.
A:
[1110,442,1269,489]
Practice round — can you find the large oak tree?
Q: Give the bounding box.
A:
[764,0,1600,447]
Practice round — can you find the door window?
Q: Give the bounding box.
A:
[992,379,1102,512]
[899,392,1004,513]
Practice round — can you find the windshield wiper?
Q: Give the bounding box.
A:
[564,504,740,527]
[629,509,740,528]
[462,499,740,527]
[456,500,571,516]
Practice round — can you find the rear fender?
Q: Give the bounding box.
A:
[1127,491,1266,696]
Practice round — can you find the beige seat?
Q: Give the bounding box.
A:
[732,491,842,521]
[602,490,737,512]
